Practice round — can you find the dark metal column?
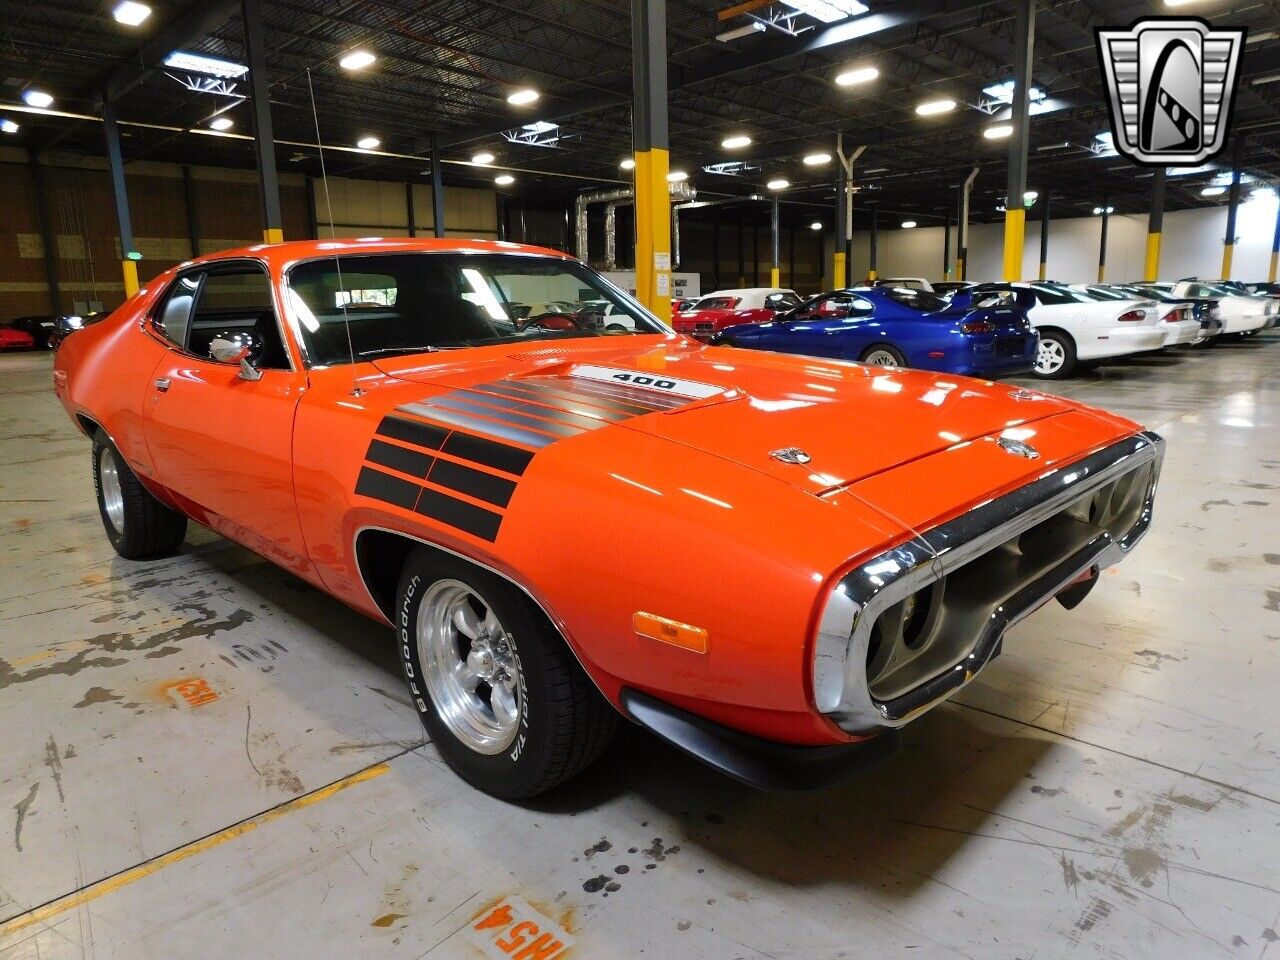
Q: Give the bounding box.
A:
[957,167,977,281]
[304,176,318,239]
[712,216,721,289]
[1002,0,1034,281]
[1038,194,1050,281]
[631,0,672,313]
[182,165,200,257]
[834,136,847,287]
[1222,138,1245,279]
[770,196,781,287]
[430,135,446,238]
[26,148,62,314]
[407,182,417,237]
[943,204,952,281]
[102,96,139,297]
[241,0,283,243]
[1097,202,1110,283]
[868,207,879,282]
[1145,167,1165,282]
[737,215,745,286]
[496,194,506,240]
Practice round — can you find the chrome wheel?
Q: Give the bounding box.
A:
[98,445,125,536]
[416,579,522,755]
[862,348,901,367]
[1035,337,1066,375]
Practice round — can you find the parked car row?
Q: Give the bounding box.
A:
[683,278,1277,380]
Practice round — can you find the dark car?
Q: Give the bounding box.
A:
[710,286,1037,377]
[4,315,56,349]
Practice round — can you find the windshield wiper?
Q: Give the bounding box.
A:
[355,345,443,358]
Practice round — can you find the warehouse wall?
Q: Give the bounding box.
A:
[0,148,499,320]
[838,193,1280,285]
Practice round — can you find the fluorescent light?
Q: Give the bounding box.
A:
[780,0,869,23]
[495,174,515,185]
[982,79,1046,104]
[767,178,790,190]
[984,124,1013,139]
[803,152,832,166]
[1201,186,1226,196]
[507,88,540,106]
[163,51,247,79]
[209,117,233,131]
[339,49,377,71]
[667,170,689,182]
[1251,187,1277,200]
[471,151,495,165]
[915,98,956,116]
[0,119,18,134]
[22,90,53,109]
[1093,206,1115,214]
[1023,190,1039,203]
[356,136,380,150]
[716,22,766,42]
[112,1,151,26]
[810,221,822,230]
[835,66,878,86]
[620,158,636,170]
[722,134,752,149]
[901,220,917,228]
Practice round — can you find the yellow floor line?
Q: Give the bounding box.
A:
[0,762,390,938]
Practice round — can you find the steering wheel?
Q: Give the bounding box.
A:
[521,311,585,331]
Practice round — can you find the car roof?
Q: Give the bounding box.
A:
[169,237,572,272]
[701,288,795,297]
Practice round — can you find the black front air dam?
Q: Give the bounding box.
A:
[619,688,900,792]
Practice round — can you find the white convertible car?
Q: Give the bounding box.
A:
[973,282,1165,379]
[1164,281,1277,336]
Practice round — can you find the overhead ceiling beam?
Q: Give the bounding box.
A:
[441,0,992,146]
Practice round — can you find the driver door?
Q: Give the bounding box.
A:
[790,294,874,359]
[143,261,314,579]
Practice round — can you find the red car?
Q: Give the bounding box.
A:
[672,287,802,339]
[0,327,36,350]
[54,239,1163,799]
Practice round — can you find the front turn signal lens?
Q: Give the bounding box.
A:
[633,612,709,654]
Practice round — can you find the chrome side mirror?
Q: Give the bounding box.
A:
[209,336,263,381]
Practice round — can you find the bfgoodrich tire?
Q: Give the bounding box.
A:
[92,437,187,560]
[396,548,616,799]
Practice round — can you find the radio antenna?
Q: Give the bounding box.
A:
[305,67,360,395]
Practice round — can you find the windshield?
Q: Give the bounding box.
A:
[285,253,663,366]
[877,288,949,312]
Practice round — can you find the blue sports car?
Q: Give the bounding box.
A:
[708,286,1038,378]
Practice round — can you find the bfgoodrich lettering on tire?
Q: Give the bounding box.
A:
[396,547,616,799]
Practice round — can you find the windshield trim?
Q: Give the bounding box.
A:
[279,249,669,369]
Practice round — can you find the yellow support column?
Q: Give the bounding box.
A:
[633,148,671,317]
[832,251,846,288]
[1144,232,1162,283]
[1144,167,1165,282]
[121,259,139,298]
[1221,242,1235,281]
[1002,208,1025,281]
[263,227,284,244]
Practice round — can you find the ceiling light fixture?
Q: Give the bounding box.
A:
[835,66,878,86]
[667,170,689,182]
[507,88,540,106]
[780,0,869,23]
[1023,190,1039,203]
[163,51,247,78]
[495,174,515,185]
[984,124,1014,139]
[915,98,956,116]
[1092,205,1115,214]
[620,158,636,170]
[715,22,766,42]
[810,221,822,230]
[209,117,233,131]
[339,49,377,71]
[356,136,380,150]
[803,152,832,166]
[471,151,495,165]
[0,119,18,134]
[112,1,152,26]
[722,134,752,149]
[901,220,917,228]
[767,178,790,190]
[22,90,53,109]
[1201,186,1226,196]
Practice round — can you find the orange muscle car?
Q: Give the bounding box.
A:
[53,239,1164,798]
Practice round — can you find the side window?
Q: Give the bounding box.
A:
[155,273,201,348]
[189,265,289,370]
[846,297,875,316]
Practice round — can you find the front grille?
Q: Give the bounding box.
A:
[812,431,1164,733]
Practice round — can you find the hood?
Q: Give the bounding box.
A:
[369,338,1080,497]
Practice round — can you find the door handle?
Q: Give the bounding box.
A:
[154,377,171,392]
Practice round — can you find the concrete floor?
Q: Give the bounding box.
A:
[1,335,1278,960]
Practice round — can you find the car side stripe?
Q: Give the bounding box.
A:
[355,467,421,511]
[428,458,517,508]
[399,403,559,450]
[440,430,536,475]
[414,487,502,542]
[376,415,449,450]
[366,439,435,478]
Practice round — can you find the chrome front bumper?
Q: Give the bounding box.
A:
[813,430,1165,734]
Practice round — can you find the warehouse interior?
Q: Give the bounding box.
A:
[2,1,1280,958]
